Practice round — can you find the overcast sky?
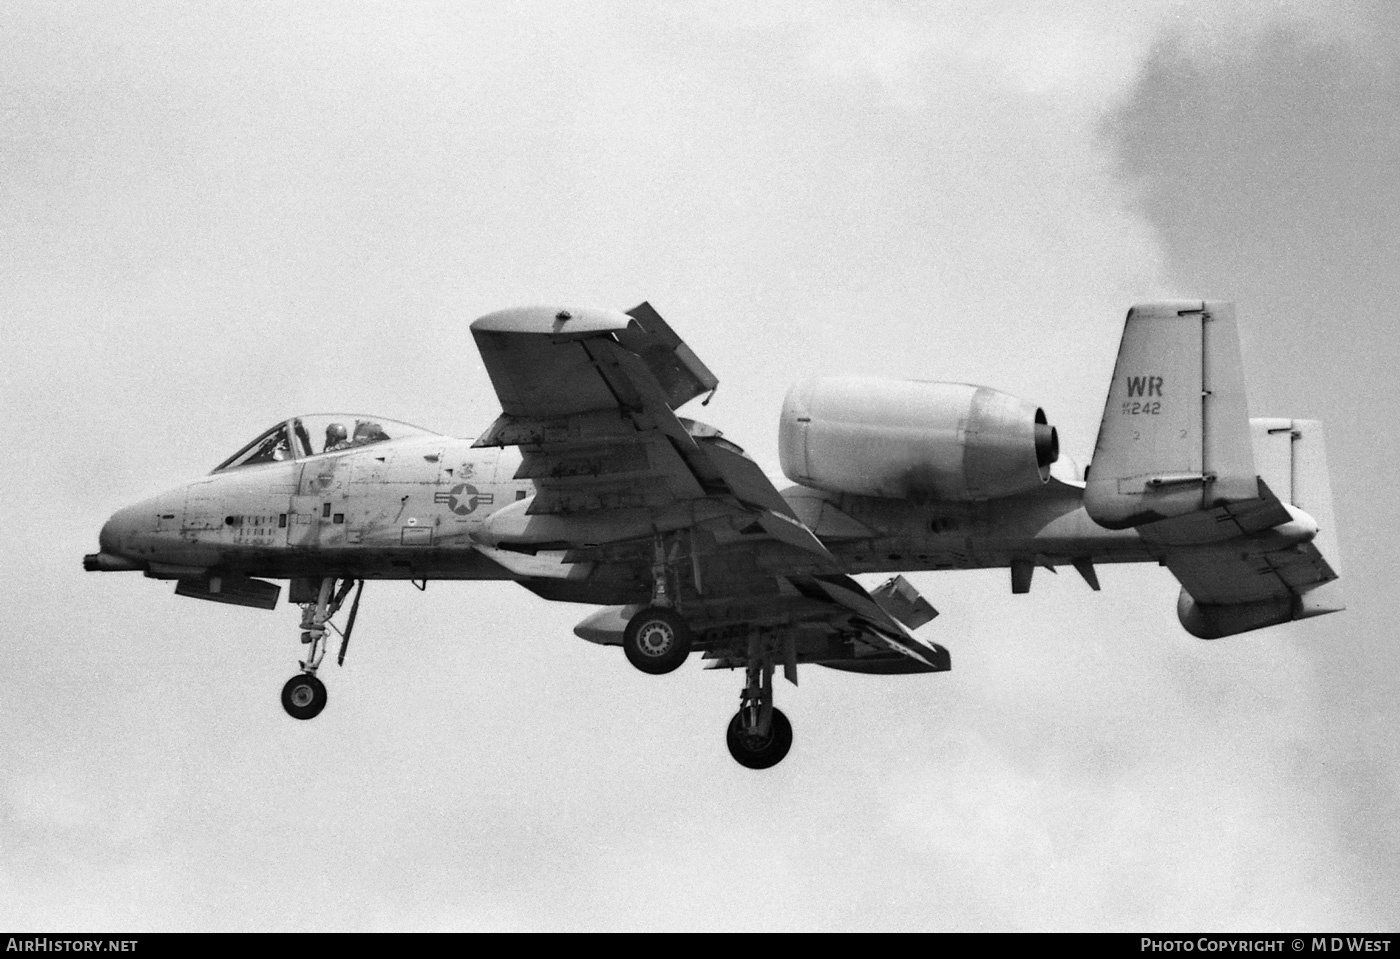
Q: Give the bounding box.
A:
[2,0,1397,931]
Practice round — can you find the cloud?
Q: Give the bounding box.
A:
[1102,11,1400,927]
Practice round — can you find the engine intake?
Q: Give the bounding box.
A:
[780,377,1058,502]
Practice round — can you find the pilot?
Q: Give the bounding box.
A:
[352,421,390,446]
[324,422,350,452]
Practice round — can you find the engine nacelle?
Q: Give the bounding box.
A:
[780,377,1058,502]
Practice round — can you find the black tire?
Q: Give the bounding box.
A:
[281,673,327,720]
[726,707,793,770]
[622,606,693,675]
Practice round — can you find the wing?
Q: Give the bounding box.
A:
[470,303,941,673]
[471,303,833,563]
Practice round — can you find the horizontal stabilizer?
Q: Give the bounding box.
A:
[1170,418,1344,638]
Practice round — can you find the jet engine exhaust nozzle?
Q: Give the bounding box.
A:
[1035,411,1059,470]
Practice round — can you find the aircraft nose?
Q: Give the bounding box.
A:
[102,500,160,557]
[87,502,153,572]
[100,505,136,554]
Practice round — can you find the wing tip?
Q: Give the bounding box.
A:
[470,305,634,336]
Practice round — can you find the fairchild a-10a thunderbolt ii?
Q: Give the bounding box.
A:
[86,301,1343,768]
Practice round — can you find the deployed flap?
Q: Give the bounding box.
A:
[1086,301,1259,529]
[869,575,939,630]
[793,574,949,671]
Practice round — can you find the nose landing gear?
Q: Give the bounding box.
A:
[282,577,363,720]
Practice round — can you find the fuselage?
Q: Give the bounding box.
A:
[95,428,1152,593]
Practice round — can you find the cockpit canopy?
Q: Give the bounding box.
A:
[213,414,439,473]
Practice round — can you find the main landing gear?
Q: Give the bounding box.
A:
[726,650,792,769]
[622,606,692,674]
[620,605,792,767]
[624,533,795,767]
[621,534,694,675]
[282,577,364,721]
[282,673,327,721]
